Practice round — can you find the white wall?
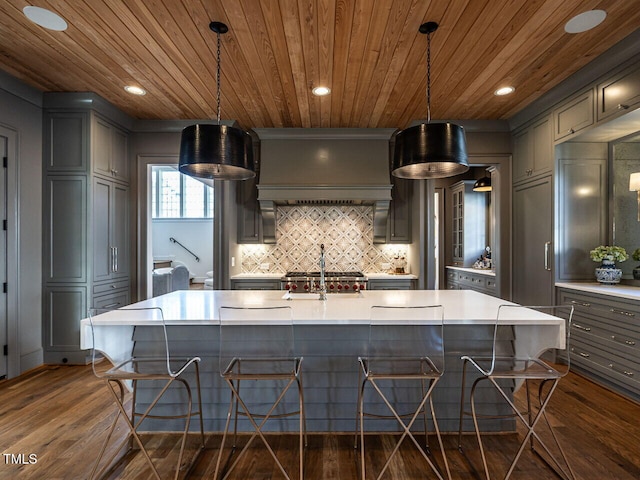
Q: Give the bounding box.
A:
[0,72,43,375]
[152,219,213,282]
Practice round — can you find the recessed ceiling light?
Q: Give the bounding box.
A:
[494,86,515,96]
[312,86,331,96]
[564,10,607,34]
[124,85,146,96]
[23,6,67,32]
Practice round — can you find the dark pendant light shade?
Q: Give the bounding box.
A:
[473,176,492,192]
[178,21,255,181]
[179,124,254,180]
[392,123,469,179]
[392,21,469,179]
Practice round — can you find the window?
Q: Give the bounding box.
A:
[151,166,213,218]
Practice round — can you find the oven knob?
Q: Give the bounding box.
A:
[359,283,365,290]
[337,283,343,290]
[344,283,350,290]
[330,283,335,290]
[304,283,309,290]
[291,284,297,290]
[285,283,290,290]
[353,284,359,291]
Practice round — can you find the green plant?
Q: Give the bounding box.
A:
[590,245,628,262]
[633,248,640,262]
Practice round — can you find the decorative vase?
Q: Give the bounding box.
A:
[595,259,622,285]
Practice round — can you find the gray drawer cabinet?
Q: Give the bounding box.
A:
[446,268,497,297]
[558,288,640,402]
[367,278,416,290]
[230,278,281,290]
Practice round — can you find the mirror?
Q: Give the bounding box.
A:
[612,133,640,278]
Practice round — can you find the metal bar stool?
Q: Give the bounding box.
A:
[457,304,576,480]
[214,306,306,480]
[355,305,451,480]
[88,307,205,480]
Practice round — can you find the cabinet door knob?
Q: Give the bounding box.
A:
[568,128,575,134]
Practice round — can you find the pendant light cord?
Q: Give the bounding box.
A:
[426,30,431,123]
[216,29,222,125]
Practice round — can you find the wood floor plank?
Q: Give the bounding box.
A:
[0,365,639,479]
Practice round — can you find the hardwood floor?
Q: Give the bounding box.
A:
[1,365,639,479]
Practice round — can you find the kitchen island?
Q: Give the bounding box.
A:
[81,290,564,432]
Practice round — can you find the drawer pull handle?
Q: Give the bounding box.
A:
[610,308,635,317]
[570,300,591,307]
[617,103,630,110]
[611,335,636,346]
[572,349,590,358]
[102,302,121,308]
[573,324,591,332]
[608,364,634,377]
[568,128,575,134]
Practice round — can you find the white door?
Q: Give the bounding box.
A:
[0,135,7,379]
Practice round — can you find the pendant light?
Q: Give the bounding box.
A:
[392,22,469,179]
[179,22,255,181]
[473,176,492,192]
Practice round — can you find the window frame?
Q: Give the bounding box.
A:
[151,165,213,219]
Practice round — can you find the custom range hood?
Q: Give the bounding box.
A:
[254,129,395,244]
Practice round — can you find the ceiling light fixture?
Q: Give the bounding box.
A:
[179,22,255,181]
[564,10,607,34]
[312,86,331,96]
[124,85,146,96]
[473,176,492,192]
[23,6,67,31]
[391,22,469,179]
[494,86,515,96]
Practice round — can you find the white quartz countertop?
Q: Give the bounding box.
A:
[231,273,283,279]
[446,266,496,277]
[556,282,640,301]
[231,273,418,279]
[81,290,564,327]
[365,273,418,279]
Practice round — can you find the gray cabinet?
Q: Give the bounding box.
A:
[367,277,416,290]
[446,268,497,297]
[230,278,281,290]
[93,114,129,183]
[512,115,553,183]
[558,288,640,402]
[449,181,487,266]
[513,176,553,305]
[556,149,607,281]
[237,177,263,243]
[553,89,594,141]
[93,178,129,282]
[43,107,131,364]
[387,176,412,243]
[597,62,640,122]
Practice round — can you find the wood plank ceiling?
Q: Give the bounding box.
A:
[0,1,639,130]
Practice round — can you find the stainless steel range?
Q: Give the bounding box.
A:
[281,271,367,293]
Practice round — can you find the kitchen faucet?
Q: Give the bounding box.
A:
[318,244,327,300]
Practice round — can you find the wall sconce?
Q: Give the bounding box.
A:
[630,172,640,221]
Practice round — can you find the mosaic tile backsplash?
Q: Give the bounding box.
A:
[241,206,408,274]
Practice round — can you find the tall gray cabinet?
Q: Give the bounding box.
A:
[43,102,130,364]
[512,114,554,305]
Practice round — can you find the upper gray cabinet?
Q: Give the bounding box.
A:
[237,177,263,243]
[92,114,129,184]
[512,114,553,184]
[43,111,89,172]
[553,89,594,141]
[597,62,640,122]
[387,176,412,243]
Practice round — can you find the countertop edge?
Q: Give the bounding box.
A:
[446,266,496,277]
[556,282,640,301]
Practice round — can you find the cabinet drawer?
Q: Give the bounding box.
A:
[485,278,496,290]
[92,291,130,310]
[94,279,129,294]
[571,338,640,394]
